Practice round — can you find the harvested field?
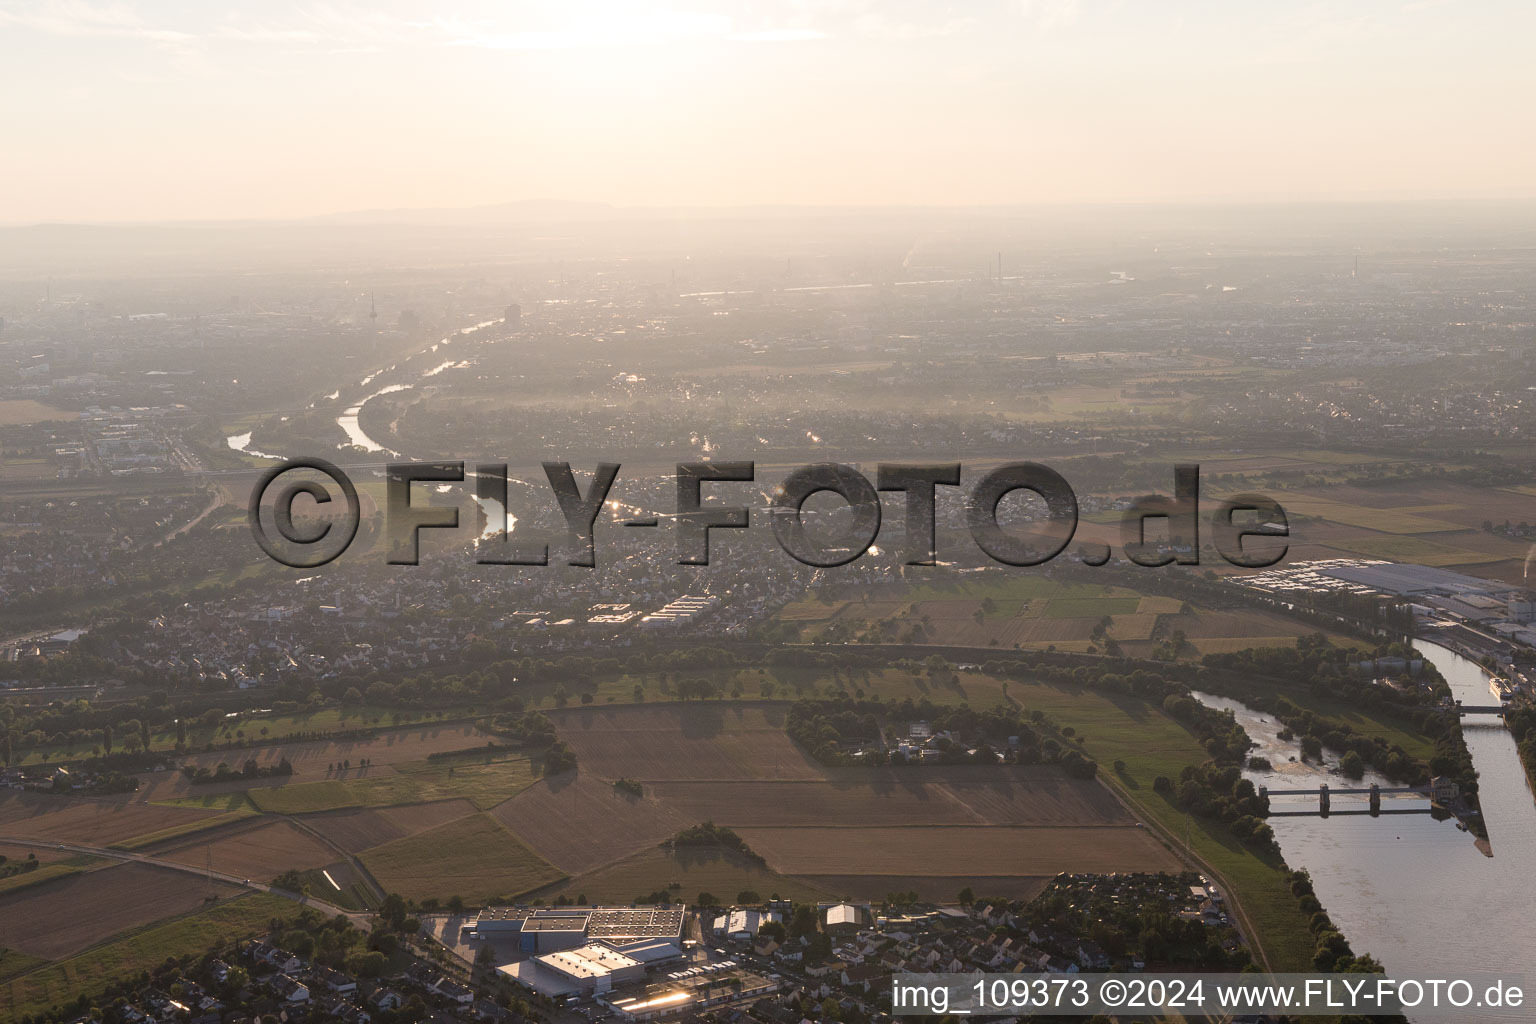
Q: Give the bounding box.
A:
[541,847,834,905]
[645,779,983,827]
[0,862,240,960]
[549,705,824,781]
[0,792,218,847]
[735,825,1180,877]
[646,767,1127,828]
[918,767,1134,825]
[360,813,564,902]
[490,776,690,875]
[1136,596,1184,614]
[299,799,477,855]
[152,819,338,880]
[796,874,1052,903]
[248,757,537,814]
[1107,613,1159,641]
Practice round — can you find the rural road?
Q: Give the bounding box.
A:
[0,834,372,927]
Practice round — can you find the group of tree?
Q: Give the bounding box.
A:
[182,756,294,784]
[664,821,762,861]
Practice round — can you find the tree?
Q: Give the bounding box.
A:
[102,724,112,755]
[737,889,761,904]
[957,886,974,906]
[379,893,409,930]
[348,950,389,977]
[790,903,818,938]
[697,891,718,907]
[1339,750,1365,780]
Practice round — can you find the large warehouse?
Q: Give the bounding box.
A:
[469,905,687,955]
[497,938,686,998]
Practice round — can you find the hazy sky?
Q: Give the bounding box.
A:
[3,0,1534,223]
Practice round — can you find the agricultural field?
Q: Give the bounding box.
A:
[734,825,1180,877]
[771,575,1334,657]
[0,858,97,897]
[149,819,340,881]
[490,775,691,875]
[146,720,500,782]
[247,755,539,813]
[527,689,1204,915]
[0,862,240,960]
[0,892,290,1021]
[0,399,74,426]
[0,792,220,847]
[535,846,834,906]
[301,799,479,855]
[643,767,1128,828]
[359,812,564,902]
[548,705,825,781]
[795,874,1051,903]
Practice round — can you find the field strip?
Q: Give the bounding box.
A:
[111,809,263,851]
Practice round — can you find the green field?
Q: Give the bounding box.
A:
[1282,497,1464,535]
[1043,596,1141,618]
[360,813,564,902]
[0,893,291,1020]
[250,757,539,814]
[0,950,50,987]
[1343,536,1505,567]
[154,792,257,811]
[0,859,95,896]
[287,868,376,912]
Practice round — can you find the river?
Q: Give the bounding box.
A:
[1194,642,1536,1020]
[226,316,507,460]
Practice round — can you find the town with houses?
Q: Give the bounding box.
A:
[60,875,1245,1024]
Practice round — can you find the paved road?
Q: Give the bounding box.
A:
[0,833,372,926]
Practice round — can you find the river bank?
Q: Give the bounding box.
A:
[1190,641,1536,1023]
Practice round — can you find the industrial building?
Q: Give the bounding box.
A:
[496,938,686,999]
[468,905,687,955]
[1313,561,1519,600]
[710,909,779,940]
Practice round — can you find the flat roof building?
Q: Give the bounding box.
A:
[499,942,647,997]
[471,905,687,954]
